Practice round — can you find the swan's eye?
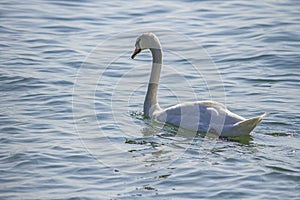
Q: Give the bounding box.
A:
[136,38,141,45]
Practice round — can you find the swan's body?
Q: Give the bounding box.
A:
[131,32,266,137]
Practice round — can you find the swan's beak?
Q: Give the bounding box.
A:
[131,47,141,59]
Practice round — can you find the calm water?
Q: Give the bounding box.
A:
[1,0,300,199]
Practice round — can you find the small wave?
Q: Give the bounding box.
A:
[265,132,294,137]
[41,25,84,33]
[220,54,276,63]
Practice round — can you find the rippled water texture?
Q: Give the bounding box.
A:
[1,0,299,199]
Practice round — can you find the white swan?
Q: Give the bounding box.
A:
[131,32,266,137]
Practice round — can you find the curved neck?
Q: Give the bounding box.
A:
[144,48,162,117]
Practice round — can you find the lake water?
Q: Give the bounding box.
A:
[1,0,299,199]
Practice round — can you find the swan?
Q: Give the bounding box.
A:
[131,32,267,137]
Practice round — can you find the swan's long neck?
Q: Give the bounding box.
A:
[144,48,162,117]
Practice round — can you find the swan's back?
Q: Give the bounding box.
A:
[154,101,250,135]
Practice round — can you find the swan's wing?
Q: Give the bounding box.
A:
[155,101,245,133]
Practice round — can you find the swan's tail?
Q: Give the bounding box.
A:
[232,112,267,136]
[221,112,267,137]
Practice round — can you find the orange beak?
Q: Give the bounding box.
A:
[131,47,141,59]
[131,42,141,59]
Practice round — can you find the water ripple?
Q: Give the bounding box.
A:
[0,0,299,199]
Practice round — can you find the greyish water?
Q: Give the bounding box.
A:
[1,0,299,199]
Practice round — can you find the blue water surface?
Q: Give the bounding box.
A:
[0,0,299,199]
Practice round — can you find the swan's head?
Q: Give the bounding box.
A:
[131,32,161,59]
